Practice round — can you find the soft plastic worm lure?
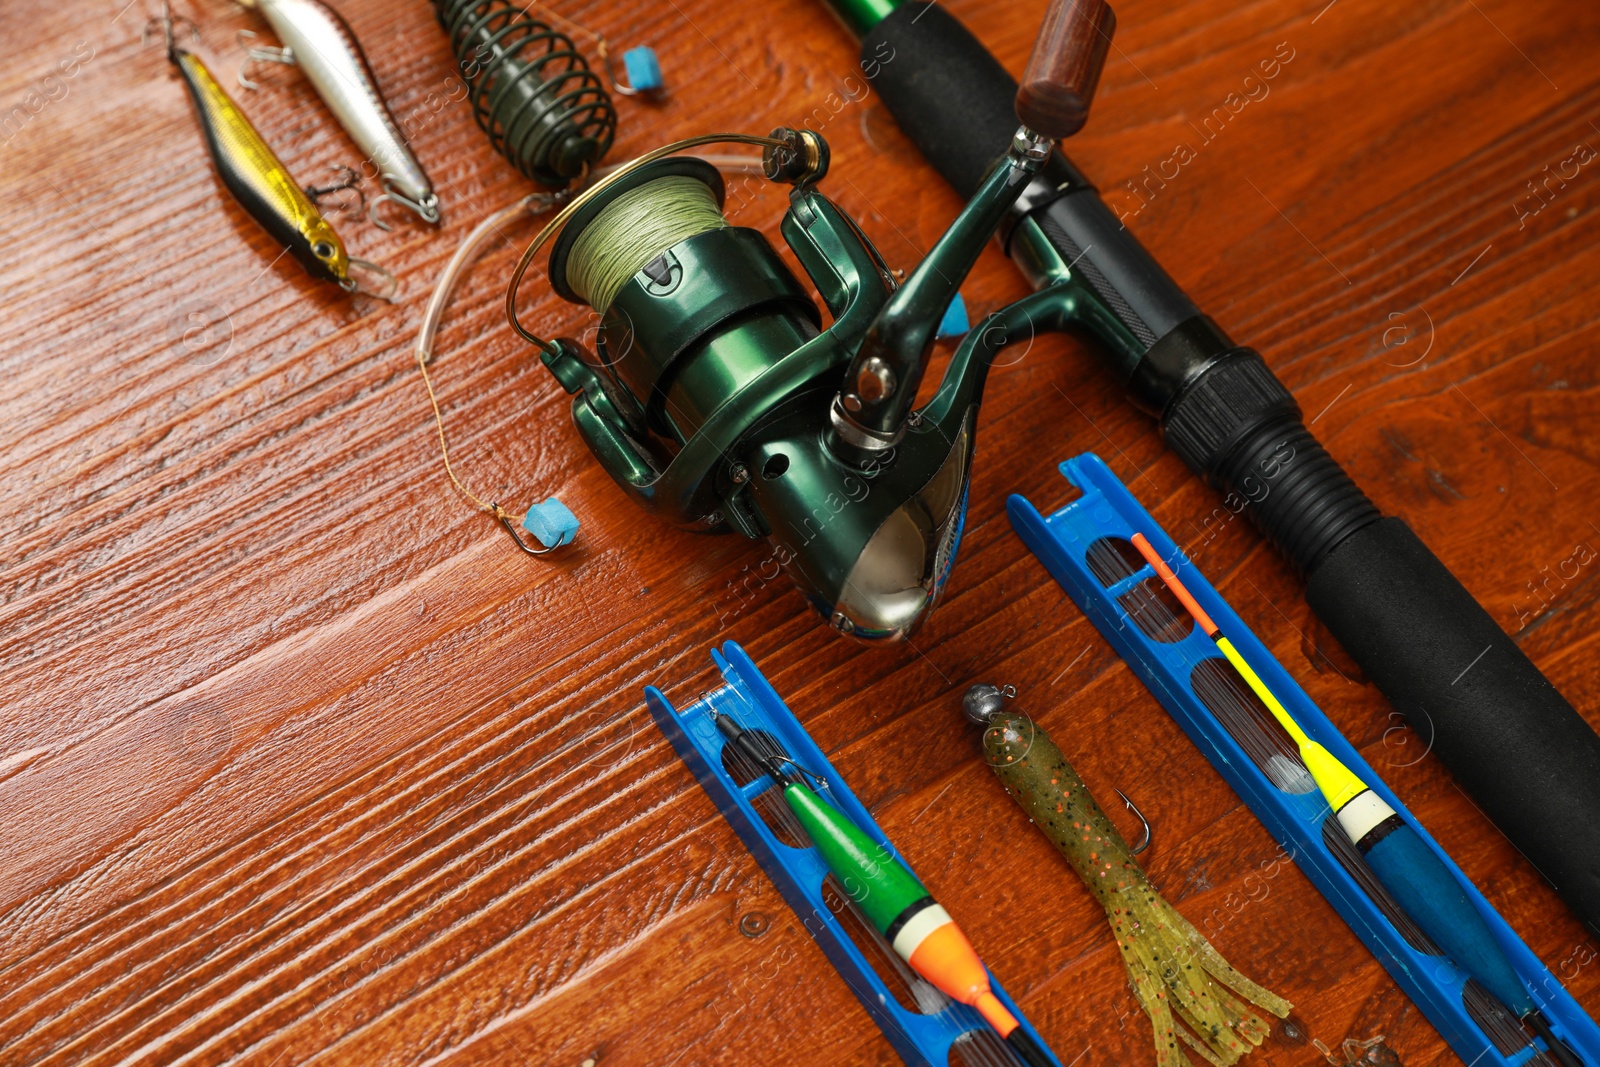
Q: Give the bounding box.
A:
[965,686,1293,1067]
[150,6,393,296]
[237,0,440,228]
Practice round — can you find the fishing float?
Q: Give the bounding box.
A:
[711,712,1058,1067]
[1127,532,1583,1067]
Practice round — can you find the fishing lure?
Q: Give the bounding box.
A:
[237,0,440,227]
[150,6,393,297]
[964,684,1293,1067]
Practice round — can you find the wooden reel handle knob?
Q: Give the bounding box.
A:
[1015,0,1116,139]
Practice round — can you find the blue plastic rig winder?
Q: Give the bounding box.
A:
[1008,452,1600,1067]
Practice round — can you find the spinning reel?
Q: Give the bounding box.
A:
[509,0,1136,641]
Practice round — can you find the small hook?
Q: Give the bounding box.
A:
[713,711,826,788]
[142,1,199,58]
[343,256,398,302]
[492,504,559,556]
[368,180,441,230]
[235,29,295,90]
[1114,788,1152,855]
[304,165,366,217]
[596,40,662,98]
[775,754,828,791]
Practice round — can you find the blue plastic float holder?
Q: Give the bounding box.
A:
[1008,452,1600,1067]
[646,643,1064,1067]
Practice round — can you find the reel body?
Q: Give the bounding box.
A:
[536,127,1141,640]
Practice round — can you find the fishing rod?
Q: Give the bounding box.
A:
[1129,532,1584,1067]
[816,0,1600,938]
[712,710,1059,1067]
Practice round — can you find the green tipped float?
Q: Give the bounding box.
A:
[713,712,1058,1067]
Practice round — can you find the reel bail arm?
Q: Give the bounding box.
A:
[828,0,1112,462]
[829,128,1050,459]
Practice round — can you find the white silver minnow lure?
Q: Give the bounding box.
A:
[237,0,441,227]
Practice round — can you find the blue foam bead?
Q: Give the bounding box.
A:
[936,292,969,339]
[523,497,579,548]
[623,47,663,92]
[1363,824,1532,1015]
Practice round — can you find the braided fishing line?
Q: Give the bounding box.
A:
[564,175,727,313]
[504,131,788,349]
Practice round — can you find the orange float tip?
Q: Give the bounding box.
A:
[975,991,1021,1038]
[1129,532,1219,637]
[906,922,1019,1036]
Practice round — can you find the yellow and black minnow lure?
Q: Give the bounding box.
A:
[148,3,393,298]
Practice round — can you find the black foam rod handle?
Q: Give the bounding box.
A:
[864,2,1024,200]
[1308,519,1600,935]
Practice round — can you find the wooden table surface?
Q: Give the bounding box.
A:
[3,0,1598,1063]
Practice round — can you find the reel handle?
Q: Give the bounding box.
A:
[1015,0,1116,139]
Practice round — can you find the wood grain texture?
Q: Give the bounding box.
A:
[1,0,1597,1064]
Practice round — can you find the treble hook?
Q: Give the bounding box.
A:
[304,165,366,217]
[369,180,442,230]
[1114,788,1152,855]
[235,29,295,91]
[141,0,199,59]
[342,257,398,302]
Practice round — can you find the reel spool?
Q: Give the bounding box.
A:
[435,0,616,186]
[546,157,822,451]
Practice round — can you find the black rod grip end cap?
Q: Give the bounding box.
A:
[1307,517,1600,936]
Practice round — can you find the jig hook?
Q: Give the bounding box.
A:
[967,683,1151,852]
[1114,788,1152,855]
